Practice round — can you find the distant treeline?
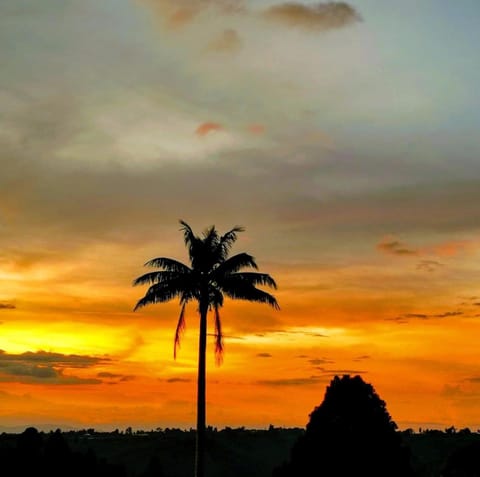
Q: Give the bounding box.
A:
[1,426,480,477]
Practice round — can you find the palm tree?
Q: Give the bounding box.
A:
[133,221,279,477]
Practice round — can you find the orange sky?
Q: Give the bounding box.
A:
[1,0,480,431]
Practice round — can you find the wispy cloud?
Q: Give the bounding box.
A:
[377,237,418,256]
[262,2,361,31]
[165,377,192,383]
[389,311,463,323]
[308,357,334,365]
[257,376,324,386]
[0,303,16,310]
[256,352,272,358]
[97,372,135,383]
[0,350,108,385]
[416,260,444,272]
[195,122,223,136]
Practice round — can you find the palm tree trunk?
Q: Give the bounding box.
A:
[195,301,208,477]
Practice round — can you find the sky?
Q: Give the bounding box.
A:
[1,0,480,432]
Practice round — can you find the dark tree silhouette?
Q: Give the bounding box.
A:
[274,375,415,477]
[134,221,279,477]
[442,441,480,477]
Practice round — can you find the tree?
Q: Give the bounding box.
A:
[273,375,414,477]
[133,221,279,477]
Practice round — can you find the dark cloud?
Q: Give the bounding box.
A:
[257,369,365,386]
[257,375,324,386]
[0,350,107,385]
[377,238,418,256]
[165,377,192,383]
[308,358,334,365]
[262,2,361,31]
[256,353,272,358]
[0,303,16,310]
[0,350,109,368]
[320,369,366,376]
[389,311,463,323]
[353,355,370,362]
[97,372,135,382]
[416,260,444,272]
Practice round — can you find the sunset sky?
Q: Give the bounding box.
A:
[1,0,480,432]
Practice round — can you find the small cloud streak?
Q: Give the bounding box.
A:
[262,2,361,31]
[416,260,444,272]
[195,122,223,136]
[430,239,478,257]
[140,0,246,29]
[377,237,418,256]
[389,311,463,323]
[256,352,272,358]
[257,376,324,386]
[308,358,334,365]
[97,372,135,382]
[165,377,192,383]
[0,303,16,310]
[247,124,266,135]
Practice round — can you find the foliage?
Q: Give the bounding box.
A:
[273,375,415,477]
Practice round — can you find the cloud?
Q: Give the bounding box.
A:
[195,122,223,136]
[165,377,192,383]
[353,355,370,361]
[0,303,16,310]
[257,376,325,386]
[247,124,266,135]
[389,311,463,323]
[416,260,444,272]
[377,237,418,256]
[257,369,366,386]
[0,350,109,368]
[207,29,242,53]
[430,239,478,257]
[0,350,107,385]
[140,0,246,28]
[256,352,272,358]
[97,372,135,382]
[262,2,361,31]
[308,358,334,365]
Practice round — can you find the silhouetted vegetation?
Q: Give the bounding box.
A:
[1,424,480,477]
[273,375,415,477]
[133,221,279,477]
[442,441,480,477]
[0,427,126,477]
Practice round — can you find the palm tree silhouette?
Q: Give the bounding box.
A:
[133,221,279,477]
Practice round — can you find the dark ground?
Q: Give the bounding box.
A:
[1,426,479,477]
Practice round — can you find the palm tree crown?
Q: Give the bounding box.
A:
[133,220,279,361]
[133,221,278,477]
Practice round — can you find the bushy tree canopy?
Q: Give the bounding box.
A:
[274,375,414,477]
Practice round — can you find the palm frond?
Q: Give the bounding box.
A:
[213,305,223,366]
[174,302,186,360]
[144,257,191,273]
[214,253,258,277]
[217,226,244,261]
[221,272,277,290]
[222,284,280,310]
[133,271,186,287]
[134,278,193,310]
[179,220,202,264]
